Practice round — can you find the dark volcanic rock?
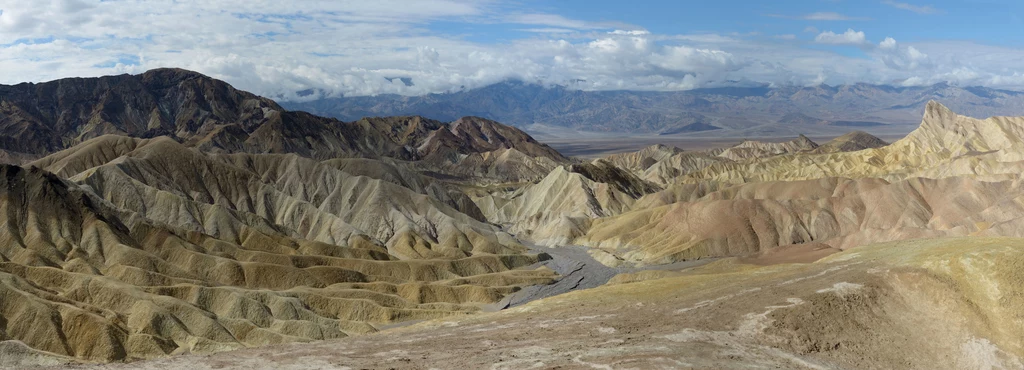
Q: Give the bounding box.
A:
[0,69,567,167]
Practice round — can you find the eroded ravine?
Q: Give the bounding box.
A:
[491,243,717,310]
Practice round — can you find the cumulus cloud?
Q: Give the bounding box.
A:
[879,37,898,49]
[608,29,651,36]
[654,46,744,74]
[0,1,1021,99]
[864,37,930,73]
[814,29,868,45]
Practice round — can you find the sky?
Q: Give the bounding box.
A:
[1,0,1023,101]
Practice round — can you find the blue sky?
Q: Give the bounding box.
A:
[0,1,1022,100]
[419,1,1024,46]
[519,0,1023,43]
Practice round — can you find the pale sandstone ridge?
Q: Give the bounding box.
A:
[718,134,819,161]
[571,101,1024,264]
[601,144,726,186]
[670,101,1024,185]
[473,160,660,246]
[603,144,684,173]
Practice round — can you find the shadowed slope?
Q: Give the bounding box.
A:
[811,131,887,154]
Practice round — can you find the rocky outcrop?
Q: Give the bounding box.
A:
[718,135,819,161]
[811,131,888,153]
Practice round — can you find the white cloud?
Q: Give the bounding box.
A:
[879,37,898,49]
[504,13,638,31]
[608,29,651,36]
[882,0,941,14]
[768,12,869,21]
[871,37,930,71]
[881,45,929,70]
[654,46,744,74]
[815,29,868,45]
[0,1,1021,99]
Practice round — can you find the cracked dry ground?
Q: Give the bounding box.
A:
[56,237,1024,369]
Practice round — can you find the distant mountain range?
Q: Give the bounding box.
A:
[283,81,1024,136]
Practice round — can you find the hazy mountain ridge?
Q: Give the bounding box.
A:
[284,81,1024,134]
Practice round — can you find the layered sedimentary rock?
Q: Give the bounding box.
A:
[0,143,556,361]
[717,134,819,161]
[0,70,571,363]
[474,160,660,245]
[572,102,1024,263]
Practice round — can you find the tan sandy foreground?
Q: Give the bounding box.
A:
[39,236,1024,370]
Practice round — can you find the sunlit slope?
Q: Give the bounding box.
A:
[473,160,661,245]
[580,176,1024,263]
[576,102,1024,263]
[681,101,1024,184]
[717,134,819,161]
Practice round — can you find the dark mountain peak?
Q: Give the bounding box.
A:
[813,130,888,154]
[140,67,210,81]
[791,134,819,148]
[0,68,290,156]
[0,68,567,172]
[446,116,567,161]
